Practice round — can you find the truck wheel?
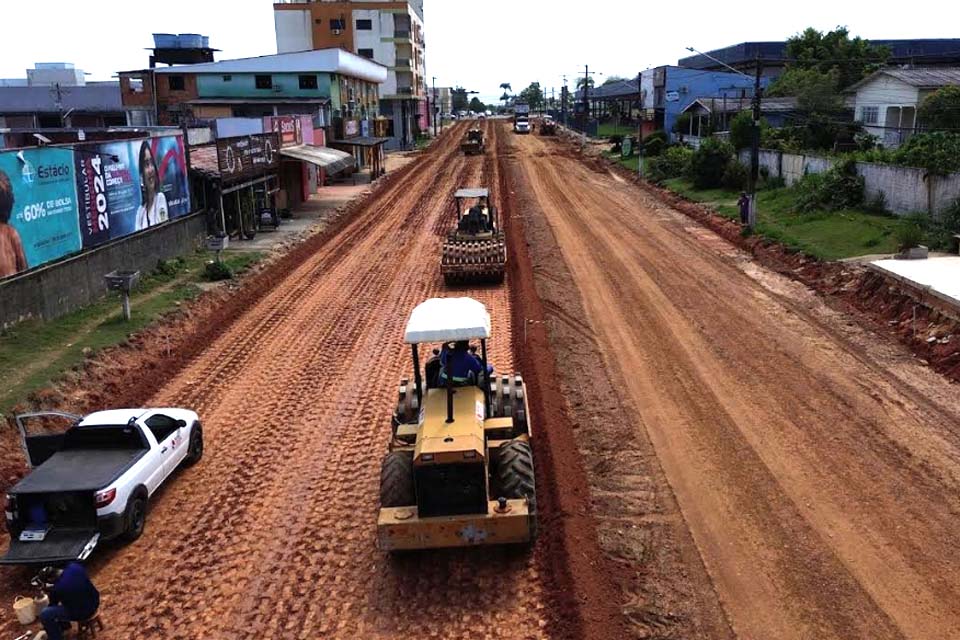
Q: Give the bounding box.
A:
[496,440,536,512]
[123,494,148,542]
[184,425,204,466]
[380,451,415,508]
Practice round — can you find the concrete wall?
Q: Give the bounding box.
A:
[0,212,207,328]
[739,148,960,216]
[275,9,313,53]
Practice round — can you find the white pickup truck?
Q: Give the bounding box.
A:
[2,408,202,565]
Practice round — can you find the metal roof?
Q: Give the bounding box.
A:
[330,136,390,147]
[878,67,960,87]
[188,98,329,105]
[454,188,489,199]
[280,145,354,175]
[152,48,388,84]
[847,67,960,92]
[0,84,123,114]
[682,96,798,114]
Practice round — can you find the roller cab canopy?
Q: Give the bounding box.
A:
[454,188,489,200]
[404,298,491,344]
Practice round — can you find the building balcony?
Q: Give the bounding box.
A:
[394,58,413,69]
[394,30,411,39]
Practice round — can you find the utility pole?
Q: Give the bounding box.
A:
[748,54,763,229]
[562,75,568,127]
[432,76,438,137]
[638,70,644,179]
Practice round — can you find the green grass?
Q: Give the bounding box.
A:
[604,150,646,173]
[662,178,907,261]
[597,121,640,139]
[0,250,264,416]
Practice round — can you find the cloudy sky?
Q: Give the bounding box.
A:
[2,1,956,103]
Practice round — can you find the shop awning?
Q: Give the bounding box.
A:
[330,136,391,147]
[279,145,355,175]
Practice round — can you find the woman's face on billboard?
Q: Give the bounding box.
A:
[141,146,157,198]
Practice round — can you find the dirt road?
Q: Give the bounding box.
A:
[506,129,960,639]
[0,121,565,639]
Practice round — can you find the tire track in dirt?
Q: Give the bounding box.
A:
[509,130,960,639]
[32,121,556,640]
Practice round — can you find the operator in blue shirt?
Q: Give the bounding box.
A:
[439,341,484,385]
[40,562,100,640]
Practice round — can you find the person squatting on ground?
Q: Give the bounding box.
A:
[40,562,100,640]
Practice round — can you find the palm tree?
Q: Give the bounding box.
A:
[499,83,512,109]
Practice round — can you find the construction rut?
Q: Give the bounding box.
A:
[507,128,960,639]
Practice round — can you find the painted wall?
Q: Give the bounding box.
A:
[667,67,757,140]
[853,75,920,141]
[740,148,960,217]
[196,73,333,99]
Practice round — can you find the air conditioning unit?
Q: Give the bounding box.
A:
[332,29,343,35]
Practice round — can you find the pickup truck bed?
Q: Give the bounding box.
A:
[11,449,146,494]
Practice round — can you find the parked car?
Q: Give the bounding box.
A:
[2,408,203,565]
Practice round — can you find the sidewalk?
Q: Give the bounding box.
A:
[869,256,960,322]
[226,151,418,256]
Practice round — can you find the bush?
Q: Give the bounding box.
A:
[687,138,735,189]
[643,130,668,157]
[793,159,864,212]
[646,145,693,183]
[154,259,180,278]
[864,191,888,215]
[203,260,233,281]
[912,199,960,250]
[890,132,960,175]
[722,161,749,190]
[894,220,924,250]
[729,110,769,150]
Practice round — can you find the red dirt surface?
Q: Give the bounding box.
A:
[0,121,626,639]
[597,155,960,384]
[507,128,960,639]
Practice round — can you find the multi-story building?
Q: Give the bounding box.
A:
[118,48,386,129]
[274,0,426,149]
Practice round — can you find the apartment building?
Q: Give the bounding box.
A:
[274,0,426,149]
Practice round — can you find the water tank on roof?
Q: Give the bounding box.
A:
[153,33,178,48]
[179,34,203,49]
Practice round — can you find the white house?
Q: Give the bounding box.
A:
[847,67,960,147]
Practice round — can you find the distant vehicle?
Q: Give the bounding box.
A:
[485,110,492,117]
[2,408,203,565]
[514,117,531,134]
[540,115,556,136]
[478,113,486,120]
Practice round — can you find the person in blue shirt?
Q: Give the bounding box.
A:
[40,562,100,640]
[439,341,484,385]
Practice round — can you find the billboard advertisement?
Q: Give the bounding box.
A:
[76,136,191,248]
[216,133,279,180]
[0,148,81,278]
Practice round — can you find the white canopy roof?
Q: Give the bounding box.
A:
[404,298,491,344]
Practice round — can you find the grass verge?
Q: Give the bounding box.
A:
[597,122,640,139]
[0,250,263,415]
[662,178,908,260]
